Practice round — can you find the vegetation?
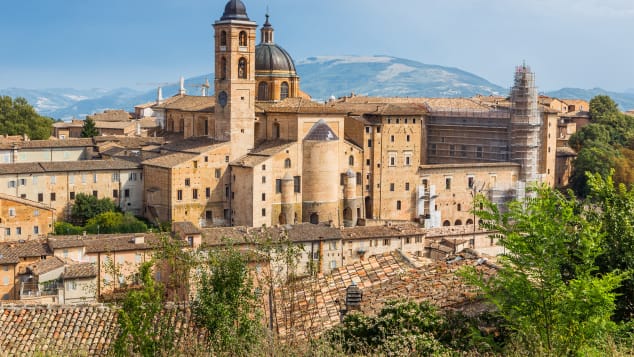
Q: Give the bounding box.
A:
[80,116,99,137]
[70,193,116,225]
[0,96,53,139]
[569,95,634,196]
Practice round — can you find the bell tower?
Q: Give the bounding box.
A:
[213,0,257,160]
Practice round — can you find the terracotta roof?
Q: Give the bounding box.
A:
[265,97,347,114]
[274,251,497,340]
[141,152,198,168]
[420,162,520,170]
[135,101,156,109]
[28,256,65,275]
[95,121,135,130]
[86,110,131,122]
[0,159,141,175]
[160,136,222,154]
[173,222,201,235]
[341,225,426,240]
[230,141,296,168]
[364,103,427,116]
[200,223,342,246]
[48,234,160,253]
[155,95,215,112]
[0,138,94,150]
[0,193,56,211]
[52,121,84,128]
[0,241,50,258]
[93,136,164,148]
[63,263,97,279]
[0,248,19,264]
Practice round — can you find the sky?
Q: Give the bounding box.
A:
[1,0,633,92]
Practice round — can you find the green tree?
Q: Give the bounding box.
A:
[192,245,264,355]
[80,116,99,137]
[587,172,634,321]
[590,95,620,123]
[70,193,116,225]
[464,186,623,355]
[570,142,619,197]
[53,221,84,235]
[113,261,175,356]
[84,211,147,234]
[0,96,53,140]
[568,123,611,151]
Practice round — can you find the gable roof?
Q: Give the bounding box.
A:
[63,263,97,279]
[28,256,65,275]
[0,193,56,211]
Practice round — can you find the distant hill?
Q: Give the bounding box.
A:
[1,55,633,119]
[544,88,634,111]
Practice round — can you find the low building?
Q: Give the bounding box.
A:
[60,263,98,304]
[20,256,65,303]
[0,138,94,164]
[0,193,56,242]
[0,241,51,300]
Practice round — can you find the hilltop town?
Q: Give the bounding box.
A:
[2,0,634,355]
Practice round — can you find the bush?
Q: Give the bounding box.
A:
[54,221,84,235]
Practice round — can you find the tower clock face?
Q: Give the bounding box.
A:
[218,91,228,107]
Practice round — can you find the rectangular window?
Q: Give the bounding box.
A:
[476,146,483,158]
[192,189,199,200]
[461,145,467,157]
[7,181,15,188]
[177,190,183,201]
[50,193,56,201]
[81,174,86,184]
[38,193,43,202]
[51,176,56,184]
[294,176,301,193]
[390,183,395,191]
[330,260,337,269]
[16,227,21,236]
[406,135,410,142]
[185,178,191,186]
[365,126,370,133]
[261,193,266,201]
[445,178,452,190]
[383,239,390,246]
[262,176,266,184]
[124,189,130,198]
[19,178,26,186]
[367,139,372,147]
[93,173,98,183]
[33,176,39,185]
[92,190,98,197]
[69,176,74,185]
[390,157,395,166]
[193,161,198,169]
[206,210,212,220]
[69,192,75,200]
[468,177,475,189]
[33,209,39,216]
[329,241,337,250]
[130,173,137,181]
[366,159,370,166]
[449,145,455,156]
[261,208,266,217]
[112,172,120,182]
[405,182,410,191]
[215,169,221,179]
[8,208,16,217]
[225,156,229,163]
[356,172,362,185]
[33,226,39,234]
[113,189,118,198]
[4,228,9,236]
[206,187,211,199]
[390,135,395,142]
[396,200,402,210]
[261,165,266,171]
[276,179,282,193]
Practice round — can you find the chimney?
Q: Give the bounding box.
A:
[156,87,164,105]
[134,235,145,244]
[178,76,186,96]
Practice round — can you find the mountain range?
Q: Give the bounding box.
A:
[1,56,633,120]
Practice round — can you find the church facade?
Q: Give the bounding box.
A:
[143,0,557,229]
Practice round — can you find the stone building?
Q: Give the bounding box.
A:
[0,193,56,242]
[138,0,558,230]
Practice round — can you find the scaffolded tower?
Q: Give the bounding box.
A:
[510,64,542,183]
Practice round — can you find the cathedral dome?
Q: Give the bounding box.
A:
[255,43,297,74]
[220,0,250,21]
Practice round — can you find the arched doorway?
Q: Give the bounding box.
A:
[343,207,352,221]
[310,213,319,225]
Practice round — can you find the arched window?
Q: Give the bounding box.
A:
[238,58,247,79]
[443,220,451,227]
[284,158,291,168]
[220,31,227,46]
[239,31,247,47]
[280,82,289,100]
[348,155,354,166]
[258,82,268,101]
[273,122,280,139]
[466,219,474,225]
[454,219,462,226]
[220,57,227,80]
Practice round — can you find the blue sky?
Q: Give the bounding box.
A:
[1,0,633,92]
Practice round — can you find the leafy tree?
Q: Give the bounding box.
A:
[0,96,53,139]
[464,186,623,355]
[70,193,116,225]
[53,221,84,235]
[84,211,147,234]
[192,245,264,355]
[570,141,619,197]
[568,123,611,151]
[113,261,175,356]
[80,116,99,137]
[590,95,620,123]
[587,173,634,321]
